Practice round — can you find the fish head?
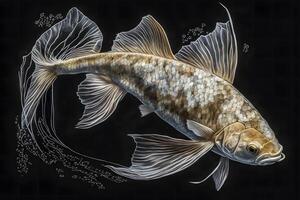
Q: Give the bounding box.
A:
[234,128,284,165]
[216,122,285,165]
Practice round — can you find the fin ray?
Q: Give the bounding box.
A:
[32,7,102,66]
[22,68,56,126]
[22,7,102,126]
[76,74,126,129]
[112,15,175,59]
[190,157,229,191]
[213,157,229,191]
[175,5,237,83]
[106,134,213,180]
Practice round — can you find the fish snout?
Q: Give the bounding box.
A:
[256,145,285,165]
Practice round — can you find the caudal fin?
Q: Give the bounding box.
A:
[21,7,103,128]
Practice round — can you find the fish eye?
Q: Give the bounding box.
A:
[246,144,259,155]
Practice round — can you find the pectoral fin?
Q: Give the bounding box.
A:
[212,157,229,191]
[186,120,214,139]
[105,134,213,180]
[190,157,229,191]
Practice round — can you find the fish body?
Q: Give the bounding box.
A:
[20,5,284,191]
[60,52,273,141]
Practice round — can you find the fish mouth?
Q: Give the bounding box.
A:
[256,145,285,166]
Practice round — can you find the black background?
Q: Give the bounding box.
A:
[1,0,299,199]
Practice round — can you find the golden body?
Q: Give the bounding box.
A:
[57,52,274,141]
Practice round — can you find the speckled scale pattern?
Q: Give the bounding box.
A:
[62,52,274,140]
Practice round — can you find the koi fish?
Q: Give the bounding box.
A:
[21,5,284,191]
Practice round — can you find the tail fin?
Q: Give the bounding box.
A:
[21,7,103,127]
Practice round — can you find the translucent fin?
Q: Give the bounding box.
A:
[112,15,175,59]
[213,157,229,191]
[175,4,237,83]
[190,157,229,191]
[186,119,214,139]
[22,7,102,127]
[139,104,154,117]
[105,134,213,180]
[32,7,102,66]
[76,74,126,129]
[22,68,56,126]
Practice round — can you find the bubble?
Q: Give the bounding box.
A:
[34,12,64,28]
[181,24,207,44]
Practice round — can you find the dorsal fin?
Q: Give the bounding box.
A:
[112,15,175,59]
[175,4,238,83]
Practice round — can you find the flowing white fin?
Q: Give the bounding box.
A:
[32,7,102,66]
[76,74,126,129]
[190,157,229,191]
[186,120,214,139]
[212,157,229,191]
[175,4,237,83]
[22,7,102,127]
[139,104,154,117]
[112,15,175,59]
[22,69,57,127]
[105,134,213,180]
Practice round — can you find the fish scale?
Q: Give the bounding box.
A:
[62,52,267,140]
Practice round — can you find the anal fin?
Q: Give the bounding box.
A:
[76,74,126,129]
